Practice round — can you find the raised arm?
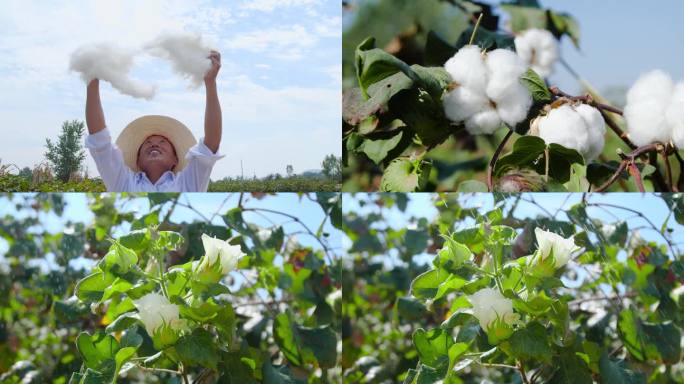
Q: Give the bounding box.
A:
[85,79,106,134]
[203,51,222,153]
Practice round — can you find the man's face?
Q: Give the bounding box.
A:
[136,135,178,172]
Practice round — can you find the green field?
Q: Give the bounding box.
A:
[0,174,339,192]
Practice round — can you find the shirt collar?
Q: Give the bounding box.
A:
[135,170,176,186]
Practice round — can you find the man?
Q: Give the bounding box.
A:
[85,51,223,192]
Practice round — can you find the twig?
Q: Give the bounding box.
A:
[594,143,662,192]
[487,129,514,191]
[517,361,531,384]
[468,13,484,45]
[627,163,645,192]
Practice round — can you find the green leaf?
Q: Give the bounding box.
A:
[380,158,431,192]
[358,130,405,164]
[495,136,547,175]
[500,4,547,32]
[548,11,580,47]
[355,37,419,98]
[520,68,552,102]
[434,236,472,272]
[175,327,219,370]
[598,354,646,384]
[105,312,140,334]
[454,25,515,51]
[343,73,413,127]
[298,325,337,369]
[102,241,138,274]
[273,312,337,369]
[147,193,177,206]
[617,309,681,363]
[425,30,458,66]
[410,268,450,299]
[507,321,552,362]
[412,328,454,372]
[548,348,593,384]
[75,271,116,303]
[117,229,150,252]
[397,297,429,322]
[388,88,450,147]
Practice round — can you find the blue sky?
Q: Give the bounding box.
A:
[0,0,340,179]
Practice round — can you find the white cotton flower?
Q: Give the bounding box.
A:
[133,293,181,335]
[667,83,684,148]
[198,234,244,275]
[624,70,674,147]
[257,228,272,243]
[468,287,517,330]
[532,228,578,268]
[514,28,559,78]
[443,45,532,135]
[536,104,606,160]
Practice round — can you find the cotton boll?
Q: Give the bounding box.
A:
[444,45,488,92]
[667,83,684,148]
[69,43,156,99]
[575,104,606,160]
[485,49,527,80]
[624,70,674,146]
[490,82,533,126]
[465,107,502,135]
[514,29,559,78]
[537,105,591,157]
[146,32,214,88]
[443,85,490,123]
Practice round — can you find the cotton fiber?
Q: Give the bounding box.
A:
[514,28,559,78]
[667,83,684,148]
[624,70,674,147]
[146,32,214,88]
[69,43,156,100]
[443,45,532,135]
[536,103,606,161]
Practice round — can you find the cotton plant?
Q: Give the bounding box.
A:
[406,222,590,379]
[71,228,248,383]
[443,45,533,135]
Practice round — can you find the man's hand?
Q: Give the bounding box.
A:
[204,50,221,84]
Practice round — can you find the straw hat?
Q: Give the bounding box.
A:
[116,115,197,172]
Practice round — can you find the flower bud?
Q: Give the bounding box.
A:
[133,293,181,335]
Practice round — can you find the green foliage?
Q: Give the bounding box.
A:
[0,193,341,383]
[44,120,86,183]
[343,193,684,383]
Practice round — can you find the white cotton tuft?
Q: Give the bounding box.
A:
[444,45,488,92]
[69,43,156,100]
[466,107,501,135]
[442,46,532,134]
[145,32,215,88]
[537,104,606,160]
[667,83,684,148]
[624,70,674,146]
[514,28,559,78]
[443,86,490,123]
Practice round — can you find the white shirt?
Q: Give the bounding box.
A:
[85,128,224,192]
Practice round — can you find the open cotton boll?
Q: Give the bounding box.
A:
[514,28,559,78]
[443,45,488,92]
[69,43,156,100]
[485,49,532,126]
[575,104,607,160]
[667,83,684,148]
[146,32,214,88]
[538,105,594,159]
[624,70,674,146]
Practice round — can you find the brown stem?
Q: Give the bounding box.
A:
[517,361,531,384]
[675,150,684,191]
[595,161,628,192]
[594,143,660,192]
[600,111,637,150]
[663,151,676,192]
[487,129,514,191]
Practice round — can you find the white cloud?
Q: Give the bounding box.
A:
[225,25,317,60]
[240,0,320,12]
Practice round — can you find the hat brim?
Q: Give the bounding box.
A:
[116,115,197,172]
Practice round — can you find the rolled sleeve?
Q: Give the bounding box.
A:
[85,128,131,191]
[179,137,225,191]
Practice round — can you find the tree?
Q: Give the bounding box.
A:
[18,167,32,180]
[44,120,86,182]
[321,154,341,180]
[286,164,294,177]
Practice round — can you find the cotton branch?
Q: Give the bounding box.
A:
[487,129,514,191]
